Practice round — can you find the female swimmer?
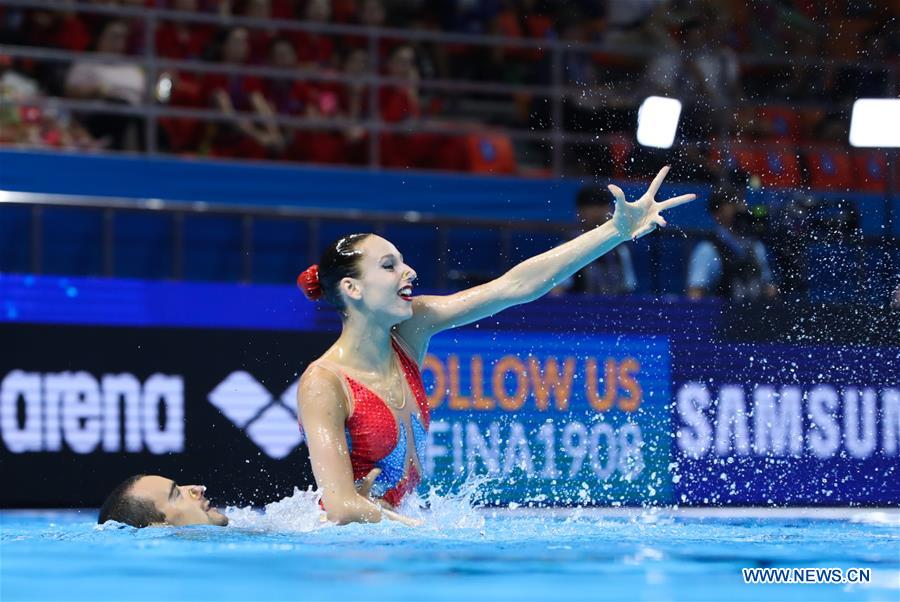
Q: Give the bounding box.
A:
[296,166,695,525]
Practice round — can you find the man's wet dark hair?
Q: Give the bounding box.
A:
[576,186,613,210]
[98,474,165,528]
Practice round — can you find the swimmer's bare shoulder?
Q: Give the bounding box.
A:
[296,362,350,420]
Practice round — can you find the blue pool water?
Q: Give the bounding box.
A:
[2,498,898,602]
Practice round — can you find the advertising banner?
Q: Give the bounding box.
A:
[423,332,672,505]
[3,321,898,508]
[1,324,325,508]
[670,341,900,505]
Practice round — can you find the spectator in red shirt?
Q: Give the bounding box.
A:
[4,9,91,98]
[242,0,279,64]
[331,47,371,164]
[339,47,370,126]
[18,9,92,52]
[202,27,285,159]
[288,46,366,165]
[153,0,216,153]
[378,45,465,171]
[342,0,398,66]
[292,0,336,68]
[64,20,147,150]
[155,0,214,60]
[264,37,311,115]
[119,0,151,56]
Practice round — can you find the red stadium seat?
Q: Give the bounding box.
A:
[757,107,799,140]
[853,152,889,193]
[731,147,762,176]
[494,12,554,60]
[464,133,517,174]
[759,148,801,188]
[798,108,826,141]
[732,147,801,188]
[806,147,854,190]
[609,135,632,178]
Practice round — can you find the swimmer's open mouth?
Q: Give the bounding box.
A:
[398,285,413,301]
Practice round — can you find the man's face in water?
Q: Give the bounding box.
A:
[130,475,229,526]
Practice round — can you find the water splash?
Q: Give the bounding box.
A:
[401,472,498,531]
[224,487,327,532]
[222,473,500,533]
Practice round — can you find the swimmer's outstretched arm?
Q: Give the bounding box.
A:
[396,166,695,361]
[297,366,421,527]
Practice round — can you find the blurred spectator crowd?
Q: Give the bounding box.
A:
[1,0,897,180]
[562,181,896,308]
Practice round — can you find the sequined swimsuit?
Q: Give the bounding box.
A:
[303,336,430,507]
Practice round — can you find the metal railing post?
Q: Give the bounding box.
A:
[307,217,321,264]
[437,226,449,289]
[102,208,115,276]
[172,212,184,280]
[30,205,43,274]
[500,226,512,271]
[367,29,381,170]
[241,214,254,283]
[550,43,564,177]
[143,10,158,154]
[650,235,662,296]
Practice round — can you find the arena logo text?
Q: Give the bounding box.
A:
[0,370,184,454]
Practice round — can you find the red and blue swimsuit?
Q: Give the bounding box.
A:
[304,336,430,507]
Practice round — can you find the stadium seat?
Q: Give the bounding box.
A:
[731,147,762,177]
[609,135,633,178]
[727,146,802,189]
[494,12,554,61]
[759,148,802,188]
[798,108,826,141]
[806,148,854,190]
[757,106,799,140]
[853,152,889,193]
[464,133,517,175]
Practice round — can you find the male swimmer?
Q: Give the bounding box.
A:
[98,475,229,528]
[97,468,389,527]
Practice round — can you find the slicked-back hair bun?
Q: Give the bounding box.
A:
[300,233,371,311]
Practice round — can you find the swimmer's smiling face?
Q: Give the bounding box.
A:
[342,235,417,324]
[130,475,229,527]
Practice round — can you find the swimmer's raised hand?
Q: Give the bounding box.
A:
[607,165,697,241]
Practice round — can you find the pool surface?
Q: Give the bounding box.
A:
[2,492,898,602]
